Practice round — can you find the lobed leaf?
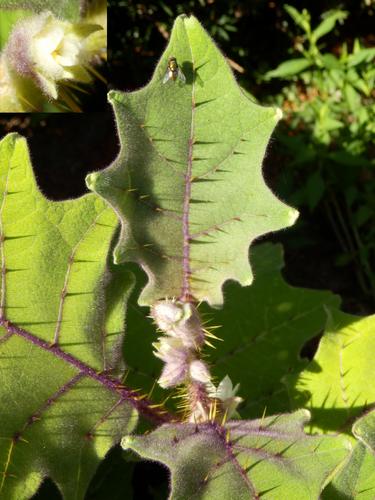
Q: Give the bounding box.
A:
[0,134,165,499]
[86,14,298,307]
[122,410,350,499]
[285,309,375,434]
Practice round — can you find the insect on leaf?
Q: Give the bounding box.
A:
[86,14,298,307]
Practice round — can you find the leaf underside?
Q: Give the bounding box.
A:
[124,410,350,500]
[86,14,298,307]
[0,134,139,500]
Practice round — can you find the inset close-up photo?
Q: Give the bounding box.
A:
[0,0,107,112]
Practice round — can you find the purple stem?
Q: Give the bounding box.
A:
[0,317,173,425]
[180,72,196,302]
[13,373,84,442]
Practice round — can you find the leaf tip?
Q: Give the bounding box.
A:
[121,436,133,450]
[85,172,99,191]
[274,107,283,121]
[113,246,124,265]
[287,207,299,226]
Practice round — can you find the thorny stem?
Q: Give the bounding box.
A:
[187,378,212,422]
[151,299,220,422]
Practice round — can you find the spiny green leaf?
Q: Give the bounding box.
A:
[123,243,340,417]
[322,409,375,499]
[322,442,375,500]
[86,14,298,307]
[353,410,375,453]
[0,134,142,499]
[0,0,82,21]
[204,243,340,418]
[285,309,375,434]
[122,410,350,500]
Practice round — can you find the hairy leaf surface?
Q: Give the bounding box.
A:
[323,410,375,499]
[354,410,375,452]
[86,14,298,307]
[322,442,375,500]
[123,243,340,416]
[122,410,350,499]
[0,134,141,499]
[285,309,375,434]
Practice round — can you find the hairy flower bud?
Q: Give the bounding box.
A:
[0,54,42,112]
[153,337,190,388]
[189,360,211,384]
[5,11,104,99]
[151,299,212,391]
[152,299,205,349]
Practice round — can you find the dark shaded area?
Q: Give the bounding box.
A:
[0,112,118,200]
[32,479,61,500]
[264,145,374,316]
[132,460,169,499]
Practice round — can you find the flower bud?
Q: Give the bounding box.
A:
[189,360,211,384]
[151,299,205,349]
[5,11,104,99]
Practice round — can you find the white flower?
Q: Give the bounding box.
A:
[208,375,243,419]
[6,11,104,99]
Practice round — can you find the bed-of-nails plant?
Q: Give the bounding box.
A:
[0,14,374,500]
[0,0,106,112]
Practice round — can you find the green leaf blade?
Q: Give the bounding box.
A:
[265,58,313,79]
[285,309,375,434]
[123,410,351,500]
[0,133,141,499]
[87,14,298,307]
